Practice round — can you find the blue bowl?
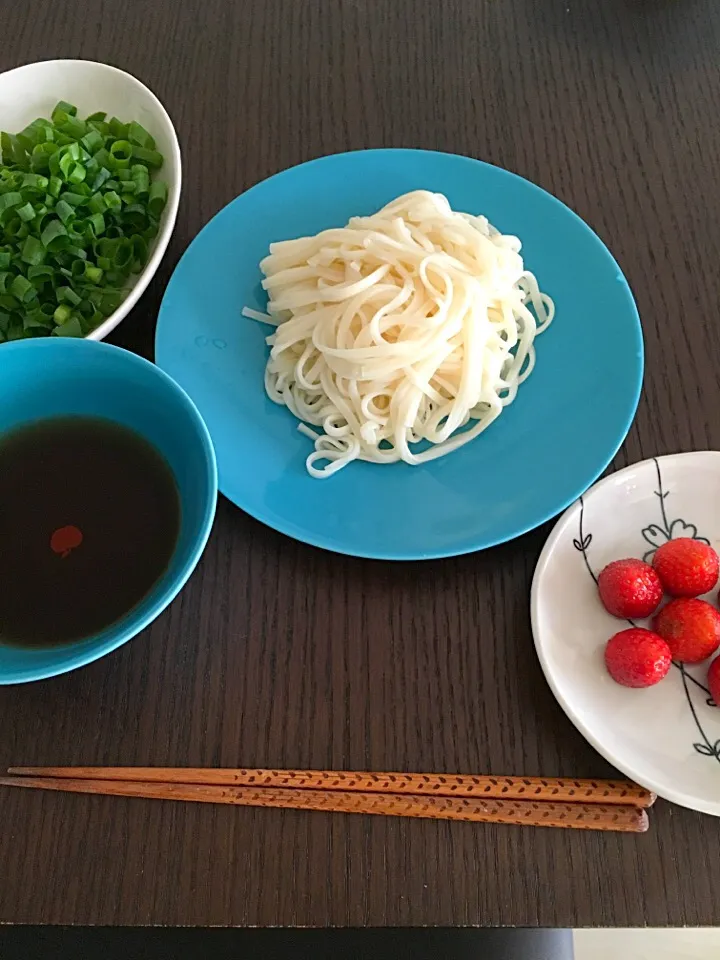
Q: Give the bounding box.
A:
[0,338,217,683]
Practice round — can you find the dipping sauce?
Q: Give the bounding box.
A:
[0,416,181,647]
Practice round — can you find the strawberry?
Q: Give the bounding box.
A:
[708,657,720,707]
[604,628,672,688]
[597,558,663,619]
[653,598,720,663]
[652,538,719,598]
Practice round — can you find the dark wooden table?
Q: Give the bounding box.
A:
[2,0,720,929]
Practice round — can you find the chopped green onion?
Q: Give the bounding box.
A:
[27,264,54,284]
[59,191,87,207]
[110,140,133,166]
[104,190,121,211]
[99,289,123,314]
[52,315,83,337]
[148,180,168,216]
[127,122,156,150]
[88,121,111,137]
[86,212,106,237]
[5,219,30,241]
[10,274,37,303]
[131,234,148,269]
[21,172,49,191]
[40,220,68,251]
[81,129,104,154]
[36,124,55,145]
[142,222,159,242]
[58,151,74,179]
[0,102,167,340]
[16,127,39,153]
[114,238,133,270]
[84,265,103,284]
[53,303,72,324]
[88,193,107,214]
[123,204,148,231]
[21,236,46,266]
[57,116,87,140]
[131,166,150,197]
[58,285,82,305]
[16,202,36,222]
[0,192,22,218]
[24,306,54,331]
[52,101,78,121]
[37,302,57,318]
[71,258,88,279]
[93,147,111,168]
[109,118,129,139]
[2,133,28,168]
[67,162,87,184]
[91,167,111,192]
[55,200,75,224]
[131,146,163,168]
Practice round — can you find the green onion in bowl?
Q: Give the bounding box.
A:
[0,101,168,341]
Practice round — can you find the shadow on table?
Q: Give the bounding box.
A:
[0,927,574,959]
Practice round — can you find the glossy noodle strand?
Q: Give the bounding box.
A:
[243,191,554,477]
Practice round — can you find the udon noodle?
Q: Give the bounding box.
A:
[243,190,554,477]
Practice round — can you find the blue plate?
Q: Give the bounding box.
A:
[155,149,642,560]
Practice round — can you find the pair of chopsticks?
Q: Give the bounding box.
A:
[0,767,654,832]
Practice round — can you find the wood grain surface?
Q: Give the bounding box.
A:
[1,0,720,929]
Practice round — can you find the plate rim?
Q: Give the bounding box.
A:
[530,449,720,815]
[156,147,644,560]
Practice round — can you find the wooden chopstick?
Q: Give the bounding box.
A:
[0,776,649,832]
[6,766,656,808]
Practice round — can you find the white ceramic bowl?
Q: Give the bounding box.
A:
[0,59,181,341]
[532,452,720,816]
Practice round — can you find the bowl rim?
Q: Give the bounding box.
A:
[0,58,182,343]
[0,338,217,684]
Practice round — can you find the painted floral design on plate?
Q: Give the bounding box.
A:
[573,458,720,763]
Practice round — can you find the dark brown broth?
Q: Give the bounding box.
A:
[0,416,180,647]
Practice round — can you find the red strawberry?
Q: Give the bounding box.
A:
[708,657,720,707]
[653,598,720,663]
[652,538,719,597]
[597,558,663,619]
[604,628,672,688]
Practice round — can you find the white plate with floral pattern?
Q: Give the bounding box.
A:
[531,452,720,815]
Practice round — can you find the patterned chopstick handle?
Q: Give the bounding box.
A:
[161,769,656,807]
[0,776,650,833]
[7,767,656,807]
